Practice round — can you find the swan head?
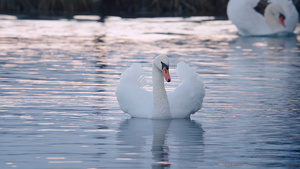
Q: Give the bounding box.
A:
[154,55,171,82]
[265,2,286,29]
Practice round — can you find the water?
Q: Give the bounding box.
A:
[0,16,300,169]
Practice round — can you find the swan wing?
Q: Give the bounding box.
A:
[116,63,152,118]
[168,62,205,118]
[227,0,271,36]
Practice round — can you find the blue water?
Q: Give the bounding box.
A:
[0,16,300,169]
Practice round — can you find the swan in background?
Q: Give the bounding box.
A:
[115,55,205,119]
[227,0,299,36]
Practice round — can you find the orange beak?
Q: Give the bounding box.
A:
[279,15,286,27]
[163,67,171,82]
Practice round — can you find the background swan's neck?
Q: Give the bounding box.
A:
[152,64,171,119]
[265,3,285,32]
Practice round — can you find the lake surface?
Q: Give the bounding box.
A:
[0,16,300,169]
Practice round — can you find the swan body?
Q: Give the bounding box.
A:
[115,55,205,119]
[227,0,299,36]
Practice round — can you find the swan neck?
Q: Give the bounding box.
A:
[152,64,171,119]
[265,4,285,31]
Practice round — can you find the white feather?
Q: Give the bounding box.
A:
[116,63,152,118]
[168,62,205,118]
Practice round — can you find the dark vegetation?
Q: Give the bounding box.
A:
[0,0,299,20]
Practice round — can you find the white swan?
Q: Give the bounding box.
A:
[115,55,205,119]
[227,0,299,36]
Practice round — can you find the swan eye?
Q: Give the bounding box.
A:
[161,62,169,70]
[279,13,285,20]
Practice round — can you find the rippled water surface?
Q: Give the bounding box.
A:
[1,16,300,169]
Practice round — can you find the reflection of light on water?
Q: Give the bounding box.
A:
[116,158,132,161]
[48,161,82,163]
[38,129,76,132]
[84,129,117,132]
[73,15,100,21]
[47,157,66,160]
[5,162,17,168]
[0,15,17,20]
[252,42,268,47]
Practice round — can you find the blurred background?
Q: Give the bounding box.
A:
[1,0,300,20]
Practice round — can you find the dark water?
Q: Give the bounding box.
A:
[0,16,300,169]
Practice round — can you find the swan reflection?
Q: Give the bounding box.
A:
[117,118,204,169]
[229,35,298,53]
